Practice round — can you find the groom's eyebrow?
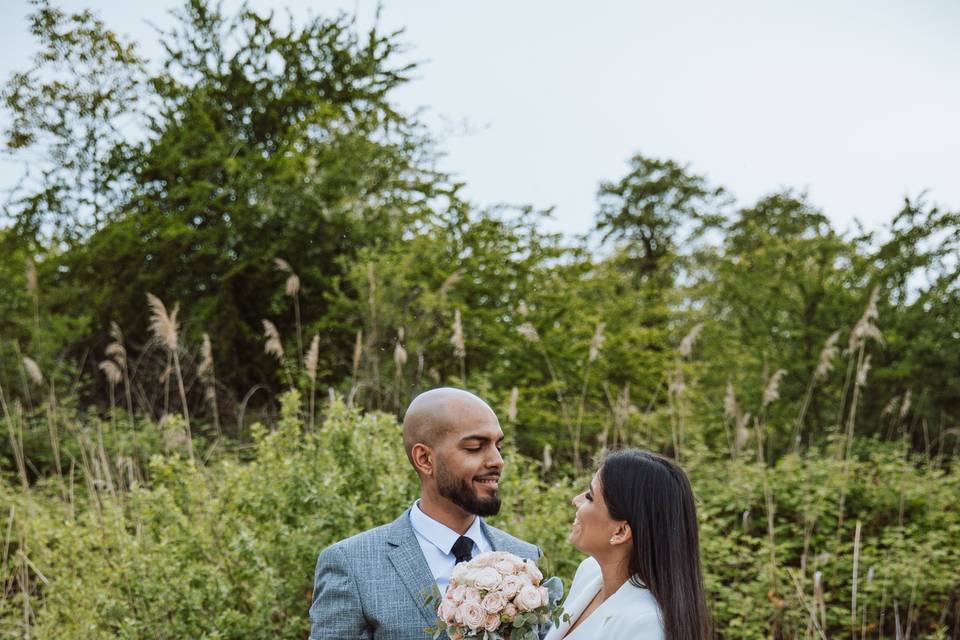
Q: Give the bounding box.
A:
[459,434,505,444]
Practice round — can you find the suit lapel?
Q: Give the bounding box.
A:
[386,511,440,627]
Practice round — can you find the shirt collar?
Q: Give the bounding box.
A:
[410,500,485,555]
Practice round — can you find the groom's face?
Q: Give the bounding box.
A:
[433,406,505,517]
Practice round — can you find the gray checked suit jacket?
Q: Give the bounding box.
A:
[309,509,541,640]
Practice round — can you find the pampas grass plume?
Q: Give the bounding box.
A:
[814,330,841,380]
[305,334,320,382]
[507,387,518,422]
[262,320,284,360]
[762,369,787,408]
[517,322,539,343]
[679,323,704,358]
[23,356,43,385]
[146,293,179,352]
[588,322,606,363]
[199,333,214,378]
[451,309,466,358]
[99,360,122,386]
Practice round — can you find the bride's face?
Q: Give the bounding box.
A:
[569,472,620,554]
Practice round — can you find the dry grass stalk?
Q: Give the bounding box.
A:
[108,321,135,429]
[576,321,606,471]
[506,387,518,422]
[851,520,862,638]
[678,323,704,359]
[284,273,300,297]
[451,310,466,357]
[199,333,221,438]
[146,293,193,463]
[762,369,787,408]
[262,320,285,360]
[734,412,752,455]
[275,259,303,362]
[393,328,407,369]
[815,330,841,380]
[855,354,872,388]
[899,389,912,420]
[25,256,37,294]
[787,569,828,640]
[306,333,320,430]
[588,322,606,363]
[848,285,884,352]
[147,293,179,352]
[99,360,122,387]
[542,443,553,474]
[22,357,43,386]
[352,330,363,375]
[451,310,466,382]
[516,322,539,343]
[439,269,463,297]
[724,381,738,421]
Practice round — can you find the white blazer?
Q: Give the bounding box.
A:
[544,557,665,640]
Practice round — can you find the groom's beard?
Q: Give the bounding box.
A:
[436,460,501,517]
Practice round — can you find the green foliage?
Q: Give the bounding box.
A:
[1,396,957,638]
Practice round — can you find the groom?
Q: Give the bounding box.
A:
[309,388,541,639]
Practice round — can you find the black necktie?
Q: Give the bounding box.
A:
[451,536,474,564]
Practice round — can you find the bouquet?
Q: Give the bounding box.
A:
[429,551,564,640]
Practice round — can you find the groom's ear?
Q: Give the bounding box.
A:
[410,443,435,477]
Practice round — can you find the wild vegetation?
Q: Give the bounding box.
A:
[1,1,958,638]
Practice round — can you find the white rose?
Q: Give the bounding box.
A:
[474,567,503,591]
[481,591,507,614]
[463,587,482,603]
[483,613,501,632]
[500,574,524,599]
[524,560,543,584]
[539,586,550,607]
[449,585,466,604]
[516,584,543,612]
[458,602,486,630]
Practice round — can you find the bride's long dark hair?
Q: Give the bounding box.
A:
[599,449,712,640]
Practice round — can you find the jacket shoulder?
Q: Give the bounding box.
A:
[320,519,397,563]
[484,523,541,559]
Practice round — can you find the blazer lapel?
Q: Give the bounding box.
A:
[386,510,440,627]
[545,573,602,640]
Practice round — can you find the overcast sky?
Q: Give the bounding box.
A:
[2,0,959,238]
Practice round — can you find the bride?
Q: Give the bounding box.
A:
[545,449,712,640]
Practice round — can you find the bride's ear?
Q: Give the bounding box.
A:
[610,521,632,546]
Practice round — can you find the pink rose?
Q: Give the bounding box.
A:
[483,613,501,632]
[495,558,519,575]
[481,591,507,615]
[450,563,470,585]
[447,630,464,640]
[503,603,518,618]
[500,574,525,599]
[438,600,458,624]
[449,585,466,604]
[516,584,543,612]
[474,567,503,591]
[458,602,486,630]
[524,560,543,584]
[463,587,482,603]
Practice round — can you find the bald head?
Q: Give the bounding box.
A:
[402,388,499,464]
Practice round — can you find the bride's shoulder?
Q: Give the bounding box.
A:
[570,556,601,587]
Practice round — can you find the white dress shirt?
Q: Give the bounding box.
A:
[408,500,493,595]
[544,556,664,640]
